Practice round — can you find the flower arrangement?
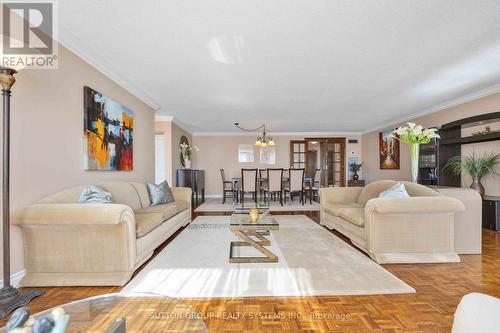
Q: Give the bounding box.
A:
[392,122,440,183]
[392,122,440,144]
[179,143,198,168]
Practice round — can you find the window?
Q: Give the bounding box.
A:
[238,144,254,162]
[260,146,276,164]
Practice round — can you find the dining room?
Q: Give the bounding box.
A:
[190,132,362,212]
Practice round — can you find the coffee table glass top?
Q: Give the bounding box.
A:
[230,212,278,227]
[0,292,207,333]
[233,200,269,213]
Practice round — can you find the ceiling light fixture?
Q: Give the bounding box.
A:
[234,122,275,147]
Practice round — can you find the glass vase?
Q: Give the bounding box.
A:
[411,143,420,183]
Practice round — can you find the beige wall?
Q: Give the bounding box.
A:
[361,92,500,196]
[192,135,361,196]
[1,44,156,278]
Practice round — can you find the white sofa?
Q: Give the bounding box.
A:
[320,180,465,264]
[12,181,192,287]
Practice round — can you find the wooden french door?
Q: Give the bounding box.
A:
[305,138,346,187]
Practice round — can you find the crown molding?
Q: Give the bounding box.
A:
[193,131,361,137]
[362,83,500,134]
[56,28,161,111]
[154,113,195,134]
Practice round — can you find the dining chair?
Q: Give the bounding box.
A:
[240,169,258,203]
[263,168,283,205]
[258,168,267,199]
[220,169,236,204]
[284,168,305,205]
[310,169,322,202]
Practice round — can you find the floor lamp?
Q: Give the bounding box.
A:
[0,66,43,319]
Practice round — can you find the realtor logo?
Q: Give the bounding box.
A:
[1,2,58,69]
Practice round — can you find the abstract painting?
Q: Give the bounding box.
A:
[379,129,400,169]
[84,86,133,171]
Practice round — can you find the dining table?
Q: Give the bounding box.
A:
[230,176,314,205]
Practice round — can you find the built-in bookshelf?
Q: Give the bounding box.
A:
[422,111,500,187]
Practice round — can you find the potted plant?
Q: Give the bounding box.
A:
[392,123,440,183]
[444,151,500,197]
[349,162,363,181]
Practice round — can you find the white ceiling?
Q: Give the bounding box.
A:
[58,0,500,134]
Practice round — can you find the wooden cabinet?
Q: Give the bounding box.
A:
[176,169,205,205]
[482,196,500,231]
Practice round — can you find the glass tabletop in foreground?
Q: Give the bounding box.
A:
[1,292,207,333]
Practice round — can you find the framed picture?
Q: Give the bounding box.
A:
[260,146,276,165]
[379,129,400,169]
[84,86,134,171]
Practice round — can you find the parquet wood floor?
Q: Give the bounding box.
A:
[4,209,499,332]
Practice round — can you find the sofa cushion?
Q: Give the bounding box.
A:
[134,202,178,220]
[79,185,113,204]
[96,181,142,210]
[135,213,164,237]
[175,200,189,213]
[357,180,397,205]
[337,207,365,227]
[129,182,151,208]
[147,181,175,206]
[378,182,410,199]
[324,202,363,217]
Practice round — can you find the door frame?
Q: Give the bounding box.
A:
[304,137,346,187]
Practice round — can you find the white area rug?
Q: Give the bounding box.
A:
[122,215,415,297]
[195,198,320,212]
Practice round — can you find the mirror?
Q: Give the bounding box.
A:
[179,135,189,167]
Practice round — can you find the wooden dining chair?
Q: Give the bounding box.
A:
[310,169,322,202]
[258,168,267,199]
[240,169,258,203]
[220,169,236,204]
[263,168,283,205]
[284,168,305,205]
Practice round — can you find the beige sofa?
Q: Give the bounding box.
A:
[320,180,465,264]
[12,181,192,287]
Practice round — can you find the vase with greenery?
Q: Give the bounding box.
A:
[349,162,363,181]
[392,122,440,183]
[443,151,500,197]
[179,143,198,169]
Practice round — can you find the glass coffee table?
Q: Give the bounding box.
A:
[230,202,279,263]
[1,293,207,332]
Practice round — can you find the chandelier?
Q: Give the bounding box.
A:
[234,122,275,147]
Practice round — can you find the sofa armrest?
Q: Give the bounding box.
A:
[171,187,192,206]
[319,187,363,204]
[365,196,465,214]
[11,203,134,225]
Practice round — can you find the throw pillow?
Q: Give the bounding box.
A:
[79,185,113,204]
[147,181,175,206]
[378,182,410,199]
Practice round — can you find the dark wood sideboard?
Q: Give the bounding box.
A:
[483,196,500,231]
[176,169,205,206]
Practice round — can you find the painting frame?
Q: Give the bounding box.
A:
[379,129,400,170]
[83,86,134,171]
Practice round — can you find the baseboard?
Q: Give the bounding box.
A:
[0,269,26,288]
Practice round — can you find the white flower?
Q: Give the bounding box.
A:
[407,122,416,129]
[413,125,423,136]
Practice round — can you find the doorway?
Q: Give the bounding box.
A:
[305,138,346,187]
